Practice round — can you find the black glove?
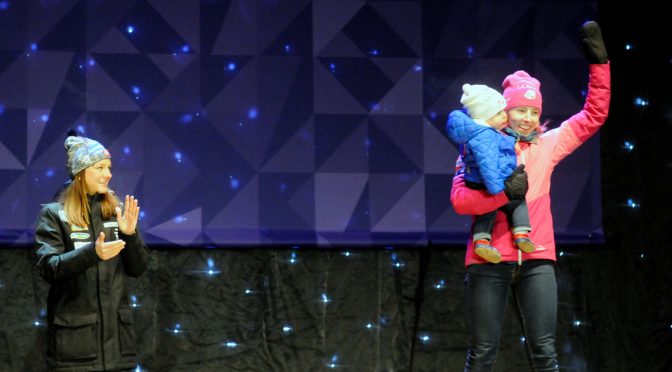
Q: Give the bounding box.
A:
[580,21,608,64]
[504,165,528,201]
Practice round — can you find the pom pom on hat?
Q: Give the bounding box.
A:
[501,70,542,114]
[460,84,507,121]
[65,135,111,178]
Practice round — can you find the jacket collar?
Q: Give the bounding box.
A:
[503,127,539,144]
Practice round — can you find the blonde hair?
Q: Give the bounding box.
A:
[59,171,119,227]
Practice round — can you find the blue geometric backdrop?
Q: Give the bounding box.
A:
[0,0,602,247]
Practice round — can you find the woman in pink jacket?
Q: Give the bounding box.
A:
[450,22,610,371]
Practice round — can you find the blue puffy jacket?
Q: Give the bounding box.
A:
[446,110,517,194]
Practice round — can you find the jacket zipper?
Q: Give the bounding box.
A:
[518,141,525,266]
[91,205,106,370]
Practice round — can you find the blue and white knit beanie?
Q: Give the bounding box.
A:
[65,135,111,178]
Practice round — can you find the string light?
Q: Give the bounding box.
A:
[326,355,339,369]
[167,323,183,334]
[130,294,142,308]
[634,97,648,106]
[288,252,298,264]
[626,198,639,208]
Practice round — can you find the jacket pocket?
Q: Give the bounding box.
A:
[118,307,137,356]
[52,312,98,361]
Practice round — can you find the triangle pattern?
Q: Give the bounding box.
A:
[207,110,277,171]
[90,27,140,54]
[315,114,367,170]
[30,56,86,165]
[372,175,425,232]
[26,109,50,166]
[0,51,21,75]
[28,52,75,108]
[316,57,392,110]
[372,58,417,84]
[342,3,417,58]
[262,57,312,164]
[313,60,366,114]
[84,112,140,145]
[206,174,259,231]
[423,174,455,229]
[200,0,235,54]
[344,178,369,232]
[369,1,422,55]
[315,173,368,231]
[374,62,423,115]
[0,109,27,167]
[484,8,536,59]
[203,56,256,112]
[147,53,195,81]
[259,173,315,232]
[316,31,365,58]
[140,117,200,227]
[540,58,589,111]
[368,173,420,228]
[201,55,253,106]
[116,0,192,54]
[368,122,419,173]
[423,58,472,113]
[288,174,315,229]
[146,207,202,246]
[424,116,460,174]
[261,117,315,173]
[148,0,200,54]
[0,145,24,170]
[37,0,86,51]
[147,56,201,112]
[92,53,170,109]
[0,174,28,229]
[0,54,26,108]
[258,1,311,53]
[263,4,312,56]
[370,115,423,170]
[312,0,364,55]
[317,118,369,173]
[86,56,142,112]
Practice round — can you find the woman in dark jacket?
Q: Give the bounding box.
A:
[35,135,150,371]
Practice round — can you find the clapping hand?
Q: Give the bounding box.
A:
[116,195,140,235]
[94,232,125,260]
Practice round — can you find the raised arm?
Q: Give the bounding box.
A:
[551,22,611,164]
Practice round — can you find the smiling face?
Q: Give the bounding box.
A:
[83,158,112,195]
[506,106,541,136]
